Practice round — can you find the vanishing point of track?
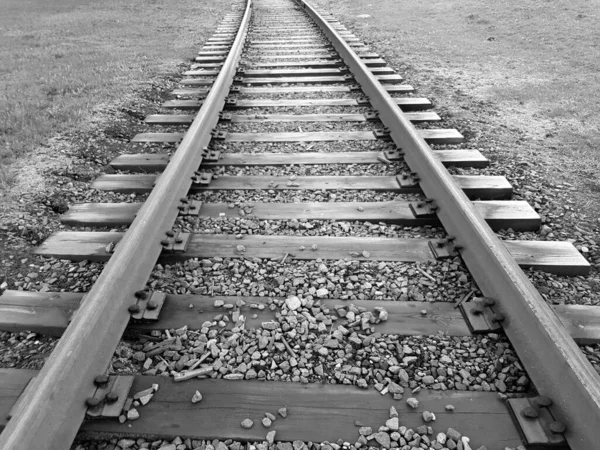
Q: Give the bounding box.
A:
[0,1,598,449]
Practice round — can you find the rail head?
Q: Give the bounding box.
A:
[0,1,253,449]
[295,1,600,448]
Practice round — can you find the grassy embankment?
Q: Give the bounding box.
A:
[0,0,230,189]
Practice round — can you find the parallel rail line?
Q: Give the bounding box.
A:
[0,0,598,449]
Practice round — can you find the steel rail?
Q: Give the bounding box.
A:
[0,2,252,448]
[295,1,600,448]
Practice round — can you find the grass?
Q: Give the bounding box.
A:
[313,0,600,201]
[0,0,231,190]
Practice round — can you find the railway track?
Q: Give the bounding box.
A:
[0,0,599,449]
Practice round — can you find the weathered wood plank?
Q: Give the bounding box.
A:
[35,233,435,263]
[110,149,487,172]
[174,74,400,85]
[223,131,375,141]
[0,369,522,450]
[0,291,470,337]
[91,174,511,199]
[247,43,367,49]
[234,76,348,85]
[3,291,599,343]
[162,98,431,111]
[61,200,539,231]
[226,112,437,123]
[245,58,387,68]
[140,112,437,128]
[227,85,413,94]
[419,129,464,145]
[33,233,589,275]
[220,130,456,143]
[250,52,379,58]
[195,56,226,63]
[249,38,360,44]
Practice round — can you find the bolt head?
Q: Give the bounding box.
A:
[549,421,566,434]
[522,406,538,419]
[128,304,140,314]
[483,297,496,307]
[492,313,505,323]
[105,392,119,404]
[536,396,553,407]
[94,375,109,386]
[85,397,101,408]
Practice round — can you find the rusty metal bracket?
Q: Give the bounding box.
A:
[348,83,362,91]
[408,200,438,218]
[178,199,202,217]
[229,86,241,93]
[428,237,460,259]
[236,68,246,76]
[192,171,213,185]
[383,148,403,161]
[507,397,568,449]
[459,297,503,333]
[86,375,135,419]
[160,230,191,253]
[396,172,419,188]
[364,112,379,121]
[343,74,354,81]
[201,147,221,162]
[233,76,244,83]
[356,98,371,106]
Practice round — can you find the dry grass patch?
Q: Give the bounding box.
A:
[0,0,231,189]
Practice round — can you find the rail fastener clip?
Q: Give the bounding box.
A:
[396,172,419,188]
[160,229,191,253]
[428,237,460,259]
[178,199,203,217]
[507,397,568,449]
[383,148,403,161]
[86,375,135,419]
[128,290,166,322]
[409,199,438,218]
[192,172,213,186]
[201,148,221,162]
